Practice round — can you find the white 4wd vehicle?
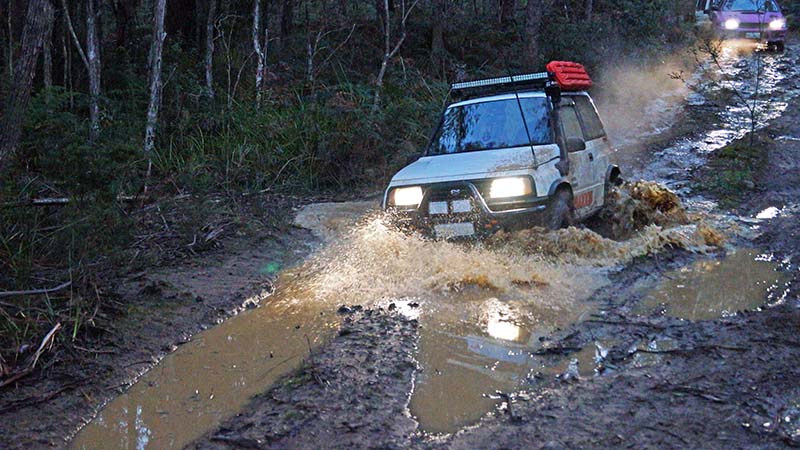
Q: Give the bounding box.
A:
[382,62,621,239]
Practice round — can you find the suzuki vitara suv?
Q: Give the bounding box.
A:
[383,62,621,240]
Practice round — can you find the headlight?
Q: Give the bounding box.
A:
[389,186,423,207]
[489,177,533,199]
[724,18,740,30]
[769,19,786,30]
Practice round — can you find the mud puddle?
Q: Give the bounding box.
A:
[409,287,599,434]
[71,276,340,450]
[636,248,790,321]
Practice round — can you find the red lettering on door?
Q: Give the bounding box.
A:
[574,191,594,209]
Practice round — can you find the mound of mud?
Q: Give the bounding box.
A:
[597,181,690,240]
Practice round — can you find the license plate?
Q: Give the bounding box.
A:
[746,32,760,39]
[429,201,448,215]
[434,222,475,239]
[451,199,472,213]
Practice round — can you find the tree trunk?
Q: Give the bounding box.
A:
[43,9,54,92]
[0,0,54,175]
[523,0,552,67]
[86,0,101,142]
[430,0,446,71]
[205,0,216,100]
[499,0,515,25]
[111,0,138,49]
[584,0,593,21]
[5,0,12,78]
[253,0,266,106]
[373,0,416,111]
[279,0,293,37]
[143,0,167,167]
[62,0,101,140]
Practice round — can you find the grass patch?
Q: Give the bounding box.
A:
[695,133,771,209]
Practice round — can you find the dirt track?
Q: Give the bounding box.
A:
[3,42,800,450]
[188,42,800,449]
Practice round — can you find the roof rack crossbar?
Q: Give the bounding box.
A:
[451,71,550,91]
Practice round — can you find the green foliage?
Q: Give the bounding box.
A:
[156,75,446,193]
[697,133,769,208]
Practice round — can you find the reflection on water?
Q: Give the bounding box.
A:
[410,291,597,434]
[756,206,780,220]
[71,277,339,450]
[637,249,790,321]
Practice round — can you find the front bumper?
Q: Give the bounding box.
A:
[717,28,786,42]
[385,181,551,239]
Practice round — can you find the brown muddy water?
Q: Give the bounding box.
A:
[71,197,785,448]
[636,248,791,321]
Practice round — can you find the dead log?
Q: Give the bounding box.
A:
[0,281,72,299]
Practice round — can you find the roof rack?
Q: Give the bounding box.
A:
[450,61,592,100]
[451,71,550,91]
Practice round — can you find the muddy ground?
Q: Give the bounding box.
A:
[0,217,316,448]
[3,41,800,449]
[189,44,800,449]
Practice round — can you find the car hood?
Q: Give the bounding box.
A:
[389,146,542,185]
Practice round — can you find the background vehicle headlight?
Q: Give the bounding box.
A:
[724,18,740,30]
[769,19,786,30]
[489,177,533,198]
[390,186,423,207]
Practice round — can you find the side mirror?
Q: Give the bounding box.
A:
[566,137,586,152]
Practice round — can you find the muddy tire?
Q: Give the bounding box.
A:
[768,41,785,53]
[604,174,623,206]
[546,189,573,230]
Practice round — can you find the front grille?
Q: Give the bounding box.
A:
[423,185,480,218]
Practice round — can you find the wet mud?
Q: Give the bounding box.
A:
[172,42,800,450]
[0,227,315,449]
[191,309,419,450]
[5,40,800,450]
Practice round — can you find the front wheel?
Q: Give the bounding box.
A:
[546,189,574,230]
[768,41,785,52]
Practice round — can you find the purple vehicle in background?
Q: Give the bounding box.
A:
[706,0,788,51]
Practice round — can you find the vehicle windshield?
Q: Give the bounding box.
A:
[723,0,778,12]
[427,97,552,155]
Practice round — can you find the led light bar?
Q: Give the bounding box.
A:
[451,72,549,91]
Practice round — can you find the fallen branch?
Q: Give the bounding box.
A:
[633,344,748,356]
[642,424,690,445]
[0,281,72,299]
[586,319,668,330]
[654,384,726,403]
[3,195,144,208]
[0,322,62,389]
[0,381,80,414]
[30,322,62,369]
